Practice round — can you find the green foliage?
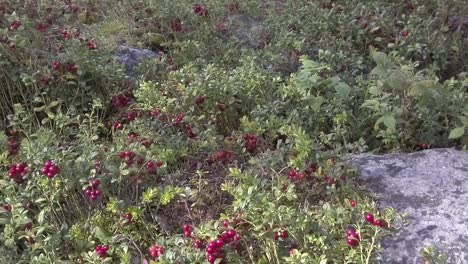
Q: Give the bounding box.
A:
[0,0,466,263]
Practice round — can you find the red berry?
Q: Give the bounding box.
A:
[222,220,229,227]
[9,20,21,30]
[373,219,388,228]
[193,239,204,249]
[273,233,279,240]
[365,213,375,224]
[91,179,100,188]
[3,204,12,212]
[87,41,98,50]
[195,95,205,105]
[226,229,236,238]
[401,30,409,37]
[170,19,183,32]
[280,229,288,239]
[215,239,224,248]
[349,200,357,207]
[52,61,61,71]
[193,4,208,16]
[347,237,359,247]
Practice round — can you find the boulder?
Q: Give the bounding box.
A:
[346,149,468,264]
[115,45,160,78]
[222,14,271,48]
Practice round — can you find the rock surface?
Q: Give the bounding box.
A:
[347,149,468,264]
[115,45,160,77]
[223,14,271,48]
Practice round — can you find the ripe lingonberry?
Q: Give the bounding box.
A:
[243,134,258,153]
[373,219,388,228]
[41,160,60,179]
[95,244,109,257]
[170,19,183,32]
[87,41,97,50]
[8,163,28,183]
[183,224,193,238]
[193,4,208,16]
[365,213,375,224]
[9,20,21,30]
[349,200,357,207]
[346,228,360,247]
[195,95,205,105]
[149,244,165,260]
[7,138,19,156]
[52,61,61,71]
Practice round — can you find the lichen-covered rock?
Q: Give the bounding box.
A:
[347,149,468,264]
[222,14,271,48]
[115,45,160,77]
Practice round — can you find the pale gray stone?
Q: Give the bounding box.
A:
[115,45,160,77]
[347,149,468,264]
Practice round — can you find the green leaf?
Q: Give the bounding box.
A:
[93,226,113,244]
[378,115,396,131]
[335,82,351,98]
[448,127,465,139]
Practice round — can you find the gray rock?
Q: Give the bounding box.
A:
[223,14,271,48]
[346,149,468,264]
[115,45,160,77]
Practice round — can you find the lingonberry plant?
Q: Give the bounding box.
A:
[0,0,466,263]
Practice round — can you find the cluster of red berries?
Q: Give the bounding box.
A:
[52,60,61,71]
[184,125,197,139]
[121,213,133,225]
[95,244,109,257]
[183,224,193,238]
[172,113,185,126]
[288,169,306,181]
[365,213,388,228]
[243,134,257,153]
[118,151,137,166]
[118,110,140,122]
[9,20,21,30]
[111,92,133,109]
[205,229,241,264]
[171,19,183,32]
[151,108,161,117]
[194,95,205,105]
[39,75,51,85]
[87,41,97,50]
[8,163,28,183]
[41,160,61,179]
[36,23,48,32]
[146,160,163,174]
[210,150,233,164]
[66,63,78,74]
[58,28,73,40]
[418,143,431,150]
[149,244,165,260]
[346,228,360,247]
[273,228,289,240]
[323,175,338,186]
[112,122,124,130]
[84,179,102,201]
[193,4,208,16]
[51,61,78,74]
[7,137,19,156]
